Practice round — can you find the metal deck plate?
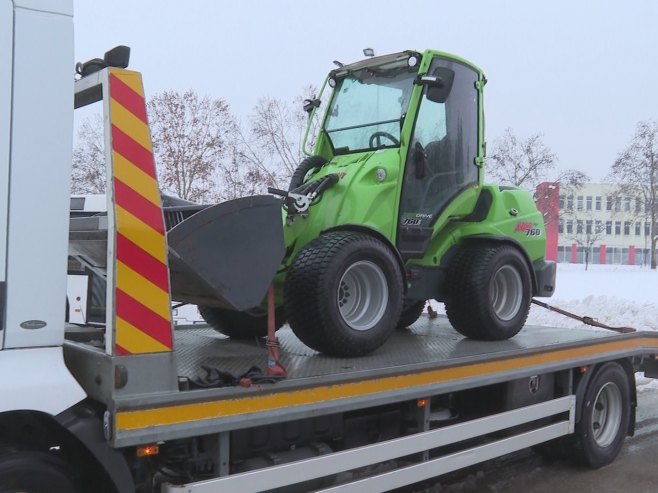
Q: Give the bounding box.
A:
[174,314,613,383]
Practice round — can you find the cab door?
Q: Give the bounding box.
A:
[397,56,480,258]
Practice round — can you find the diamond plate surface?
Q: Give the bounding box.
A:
[174,314,614,382]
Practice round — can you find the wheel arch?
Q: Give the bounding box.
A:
[0,404,134,493]
[322,224,407,292]
[573,359,636,436]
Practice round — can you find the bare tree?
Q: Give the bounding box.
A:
[147,90,238,203]
[71,114,106,194]
[235,85,319,191]
[608,120,658,269]
[487,128,557,192]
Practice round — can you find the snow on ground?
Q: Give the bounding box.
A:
[527,263,658,332]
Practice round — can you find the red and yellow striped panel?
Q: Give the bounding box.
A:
[108,69,173,355]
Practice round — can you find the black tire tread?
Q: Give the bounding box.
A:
[569,362,631,468]
[285,231,402,356]
[0,451,78,493]
[445,244,531,340]
[198,305,285,339]
[397,300,426,329]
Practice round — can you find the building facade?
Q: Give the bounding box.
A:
[536,182,653,266]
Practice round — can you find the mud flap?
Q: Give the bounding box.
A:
[167,195,285,311]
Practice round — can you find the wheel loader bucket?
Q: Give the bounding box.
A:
[167,195,285,312]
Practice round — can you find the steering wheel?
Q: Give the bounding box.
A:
[369,131,400,148]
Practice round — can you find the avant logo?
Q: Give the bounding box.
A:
[20,320,47,330]
[514,222,542,237]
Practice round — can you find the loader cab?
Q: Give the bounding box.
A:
[397,54,483,257]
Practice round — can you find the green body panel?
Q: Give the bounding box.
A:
[409,184,547,269]
[274,49,546,302]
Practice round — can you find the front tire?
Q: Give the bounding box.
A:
[0,451,78,493]
[198,305,285,339]
[285,231,403,356]
[445,244,531,340]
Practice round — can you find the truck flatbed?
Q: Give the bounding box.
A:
[71,315,658,447]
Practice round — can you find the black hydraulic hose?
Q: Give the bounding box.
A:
[288,156,328,191]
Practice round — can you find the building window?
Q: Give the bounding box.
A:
[559,195,565,209]
[624,197,631,212]
[558,219,564,234]
[586,196,592,211]
[635,197,642,213]
[614,198,621,212]
[635,222,641,235]
[586,220,593,234]
[646,222,651,236]
[566,220,573,234]
[577,196,584,211]
[615,221,621,235]
[595,220,602,233]
[606,221,612,235]
[577,220,584,234]
[606,196,613,211]
[566,195,573,210]
[624,221,631,235]
[595,196,602,210]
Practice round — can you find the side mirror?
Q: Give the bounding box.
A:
[416,67,455,104]
[303,98,321,114]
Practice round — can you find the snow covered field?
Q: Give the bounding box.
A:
[527,263,658,332]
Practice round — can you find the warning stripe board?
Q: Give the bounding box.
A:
[108,69,173,355]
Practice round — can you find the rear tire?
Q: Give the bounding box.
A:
[396,300,425,329]
[198,305,285,339]
[0,451,77,493]
[285,231,403,356]
[445,244,531,340]
[570,362,631,468]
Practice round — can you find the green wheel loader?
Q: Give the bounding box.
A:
[186,50,556,356]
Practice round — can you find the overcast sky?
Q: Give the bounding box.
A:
[73,0,658,182]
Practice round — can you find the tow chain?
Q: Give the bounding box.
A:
[531,299,636,334]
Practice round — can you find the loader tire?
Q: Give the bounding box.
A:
[285,231,403,356]
[198,305,285,339]
[445,244,531,340]
[0,451,78,493]
[396,300,425,329]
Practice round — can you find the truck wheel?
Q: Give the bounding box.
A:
[571,362,631,468]
[285,231,403,356]
[198,305,285,339]
[445,244,531,340]
[396,300,425,329]
[0,451,77,493]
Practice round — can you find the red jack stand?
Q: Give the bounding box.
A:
[266,284,287,379]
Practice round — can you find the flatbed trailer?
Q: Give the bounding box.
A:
[62,314,658,492]
[2,3,658,492]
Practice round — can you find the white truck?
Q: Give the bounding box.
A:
[1,1,658,492]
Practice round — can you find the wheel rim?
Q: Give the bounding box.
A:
[337,260,388,331]
[490,264,523,321]
[591,382,623,447]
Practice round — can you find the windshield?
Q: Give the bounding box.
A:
[324,67,417,154]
